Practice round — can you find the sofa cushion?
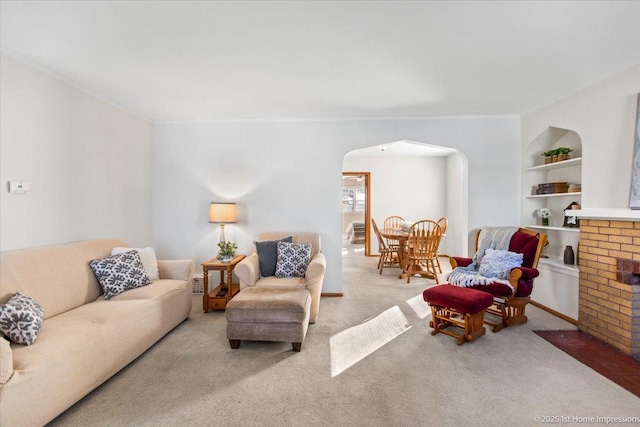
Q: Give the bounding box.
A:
[0,337,12,391]
[255,236,293,277]
[111,247,160,280]
[275,242,312,278]
[0,239,127,319]
[255,276,306,289]
[478,249,523,280]
[227,287,310,324]
[89,251,151,299]
[0,292,44,345]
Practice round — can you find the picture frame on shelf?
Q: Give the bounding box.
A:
[563,202,580,228]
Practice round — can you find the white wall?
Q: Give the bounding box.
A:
[0,54,153,251]
[152,117,521,293]
[446,153,468,257]
[522,64,640,209]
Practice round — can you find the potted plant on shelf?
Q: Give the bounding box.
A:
[541,149,556,164]
[536,207,551,226]
[217,241,237,262]
[541,147,573,164]
[556,147,573,162]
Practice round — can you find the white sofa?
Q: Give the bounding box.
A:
[0,239,194,426]
[235,232,326,323]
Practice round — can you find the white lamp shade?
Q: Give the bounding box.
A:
[209,202,237,223]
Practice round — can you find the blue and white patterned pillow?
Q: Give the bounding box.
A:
[478,248,523,280]
[90,251,151,299]
[0,292,44,345]
[275,242,312,278]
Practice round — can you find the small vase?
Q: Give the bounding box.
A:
[542,218,549,226]
[564,245,575,265]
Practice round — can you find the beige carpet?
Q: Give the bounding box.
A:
[50,246,640,426]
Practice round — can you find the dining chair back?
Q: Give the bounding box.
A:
[383,215,405,250]
[434,217,449,273]
[405,220,443,283]
[436,217,448,234]
[371,218,400,274]
[383,215,405,230]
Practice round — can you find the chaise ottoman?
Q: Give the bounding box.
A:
[226,287,311,352]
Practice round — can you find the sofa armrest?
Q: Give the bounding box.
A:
[157,259,195,282]
[305,253,326,324]
[236,254,260,289]
[305,253,326,291]
[0,336,13,394]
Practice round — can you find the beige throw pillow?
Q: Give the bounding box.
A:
[111,247,160,281]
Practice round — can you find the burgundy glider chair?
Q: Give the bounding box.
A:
[449,227,547,332]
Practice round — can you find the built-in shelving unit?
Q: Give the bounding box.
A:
[521,126,583,321]
[522,128,582,258]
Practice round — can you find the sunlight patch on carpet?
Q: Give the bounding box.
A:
[330,306,411,377]
[406,293,431,319]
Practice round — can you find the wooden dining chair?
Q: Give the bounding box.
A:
[434,217,448,273]
[405,220,443,283]
[383,215,405,230]
[383,215,405,252]
[371,218,400,274]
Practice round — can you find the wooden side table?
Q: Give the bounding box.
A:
[202,254,246,312]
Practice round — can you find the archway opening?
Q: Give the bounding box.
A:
[342,140,468,263]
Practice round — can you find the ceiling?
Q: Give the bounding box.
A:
[1,1,639,122]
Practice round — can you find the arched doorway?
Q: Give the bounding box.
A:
[342,140,468,259]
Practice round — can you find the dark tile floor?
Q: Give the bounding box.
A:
[535,330,640,398]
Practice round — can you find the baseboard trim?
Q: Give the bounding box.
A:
[321,293,343,297]
[530,300,578,325]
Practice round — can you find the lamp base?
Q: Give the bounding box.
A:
[219,223,226,243]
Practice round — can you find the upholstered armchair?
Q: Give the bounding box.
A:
[235,232,326,323]
[449,227,546,332]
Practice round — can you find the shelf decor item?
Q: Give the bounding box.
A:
[536,208,551,226]
[563,202,580,227]
[217,241,237,262]
[563,245,575,265]
[540,147,573,164]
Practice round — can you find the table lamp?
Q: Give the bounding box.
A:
[209,202,237,243]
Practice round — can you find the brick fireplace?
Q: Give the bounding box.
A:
[578,216,640,360]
